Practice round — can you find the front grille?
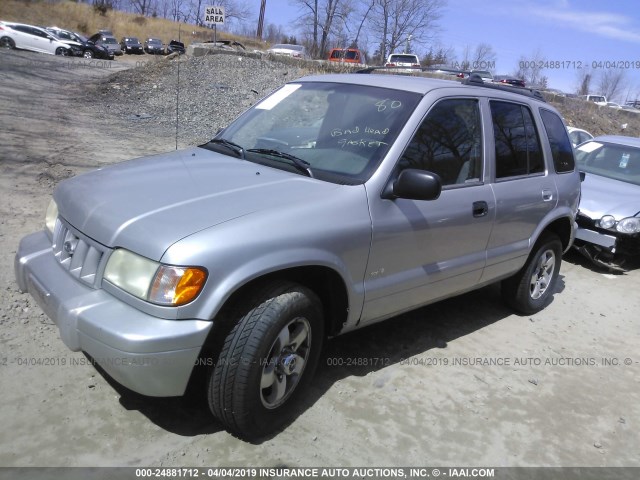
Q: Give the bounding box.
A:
[52,219,108,288]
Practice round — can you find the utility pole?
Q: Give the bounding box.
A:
[404,35,412,54]
[257,0,267,39]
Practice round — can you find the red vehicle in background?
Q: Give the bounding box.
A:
[328,48,364,65]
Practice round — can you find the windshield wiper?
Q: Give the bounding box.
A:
[247,148,314,178]
[205,138,245,159]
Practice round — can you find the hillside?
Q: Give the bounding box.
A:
[0,0,263,49]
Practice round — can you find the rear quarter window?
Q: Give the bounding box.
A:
[539,109,575,173]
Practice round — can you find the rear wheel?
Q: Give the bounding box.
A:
[208,281,323,439]
[0,37,15,49]
[502,232,562,314]
[55,47,69,56]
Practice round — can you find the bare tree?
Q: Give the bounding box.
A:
[575,67,593,96]
[422,44,454,66]
[156,0,186,20]
[458,43,496,71]
[290,0,356,58]
[513,49,545,86]
[368,0,445,62]
[598,69,627,102]
[130,0,156,15]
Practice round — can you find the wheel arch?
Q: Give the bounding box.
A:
[213,265,349,338]
[539,215,574,252]
[185,265,349,397]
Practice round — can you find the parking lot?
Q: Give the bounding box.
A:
[0,49,639,468]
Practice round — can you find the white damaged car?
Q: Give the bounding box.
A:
[574,135,640,270]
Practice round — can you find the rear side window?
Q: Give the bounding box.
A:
[490,101,544,178]
[540,109,575,173]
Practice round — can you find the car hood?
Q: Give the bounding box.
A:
[579,172,640,220]
[55,147,340,260]
[59,40,83,47]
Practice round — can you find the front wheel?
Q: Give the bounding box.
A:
[55,47,69,56]
[502,232,562,314]
[208,281,323,439]
[83,50,94,59]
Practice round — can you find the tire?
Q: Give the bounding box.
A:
[0,36,15,49]
[55,47,69,56]
[501,232,562,315]
[208,281,323,439]
[83,50,94,59]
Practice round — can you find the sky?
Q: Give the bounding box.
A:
[257,0,640,101]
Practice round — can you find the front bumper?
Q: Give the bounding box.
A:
[575,227,617,250]
[14,231,213,397]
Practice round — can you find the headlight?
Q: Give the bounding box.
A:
[104,249,207,306]
[45,199,58,235]
[617,217,640,234]
[598,215,616,229]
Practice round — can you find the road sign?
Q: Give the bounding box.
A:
[205,6,225,25]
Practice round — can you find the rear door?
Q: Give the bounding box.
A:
[9,25,36,51]
[481,100,558,281]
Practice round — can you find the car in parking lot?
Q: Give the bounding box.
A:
[567,126,593,148]
[573,136,640,270]
[470,70,494,83]
[582,94,607,106]
[120,36,143,54]
[384,53,420,72]
[45,26,113,59]
[621,105,640,114]
[166,39,185,55]
[144,37,164,55]
[493,75,525,88]
[0,21,76,56]
[15,73,580,440]
[267,43,308,59]
[328,48,364,65]
[88,33,122,56]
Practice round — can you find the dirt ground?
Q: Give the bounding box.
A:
[1,49,639,469]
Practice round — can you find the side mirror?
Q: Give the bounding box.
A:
[383,169,442,201]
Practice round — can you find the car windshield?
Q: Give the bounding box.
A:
[148,39,161,44]
[202,82,421,184]
[575,141,640,186]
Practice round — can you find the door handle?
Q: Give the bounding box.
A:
[542,189,553,201]
[472,201,488,217]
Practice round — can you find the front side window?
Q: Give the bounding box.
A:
[540,109,575,173]
[398,98,483,186]
[491,101,544,178]
[203,82,422,184]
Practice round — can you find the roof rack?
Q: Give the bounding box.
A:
[355,67,546,103]
[462,74,546,102]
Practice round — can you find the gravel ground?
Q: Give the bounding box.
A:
[85,52,320,146]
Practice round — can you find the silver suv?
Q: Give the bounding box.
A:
[15,73,580,439]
